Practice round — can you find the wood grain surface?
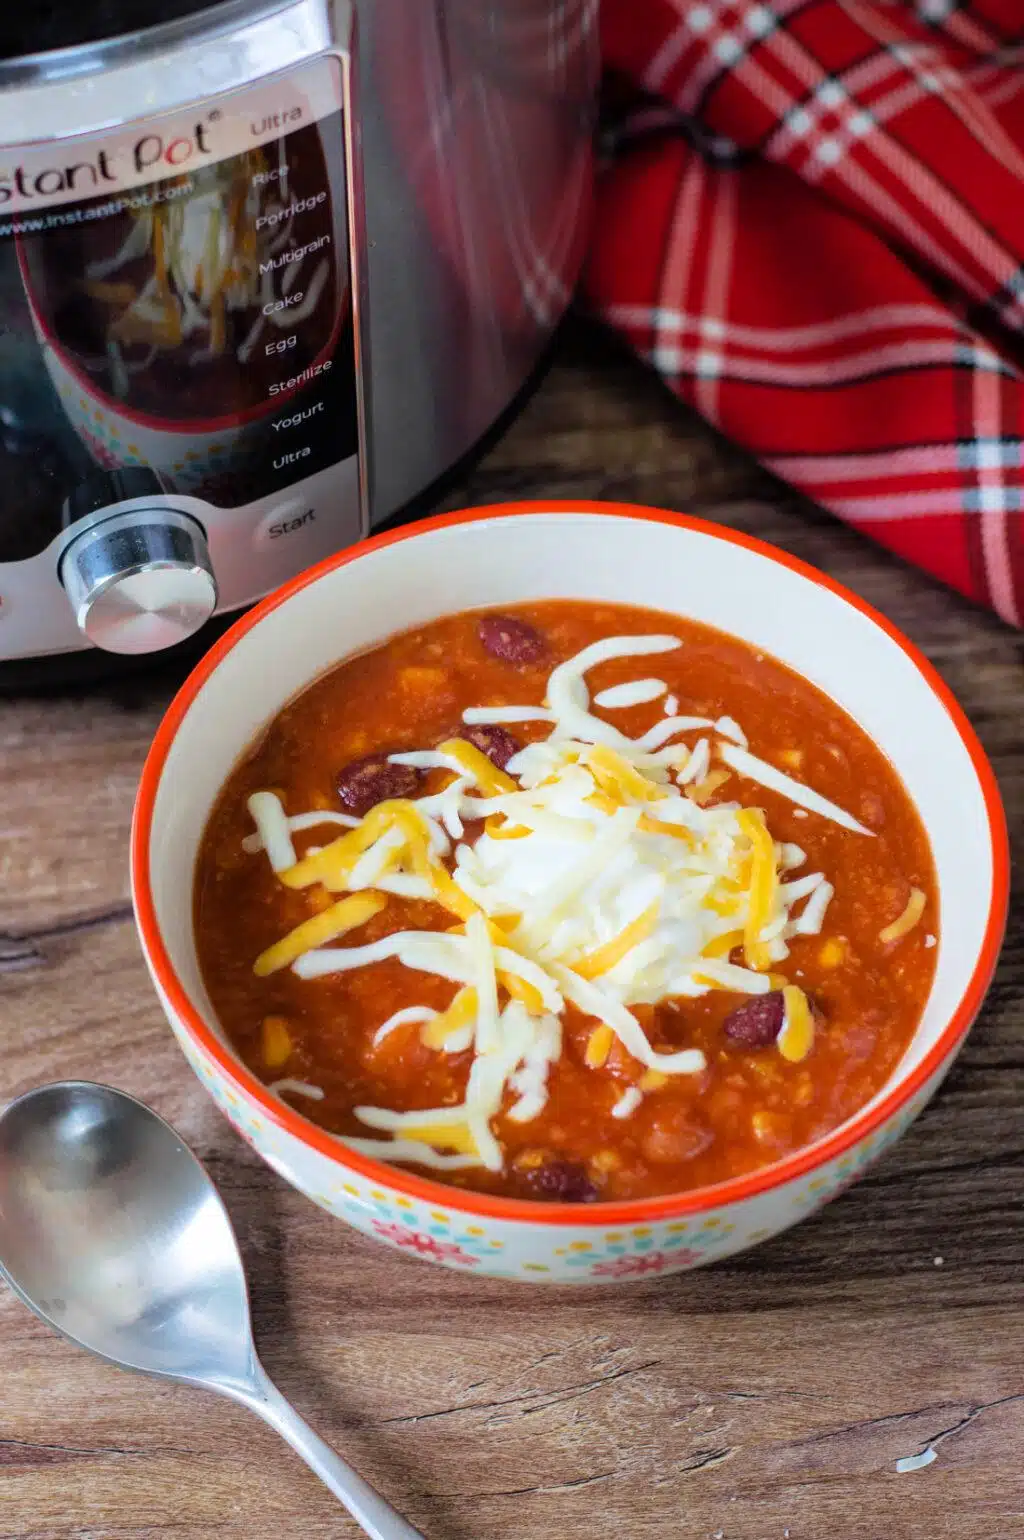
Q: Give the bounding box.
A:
[1,321,1021,1540]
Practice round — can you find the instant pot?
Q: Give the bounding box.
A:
[0,0,596,665]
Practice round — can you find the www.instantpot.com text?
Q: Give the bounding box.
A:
[0,177,194,240]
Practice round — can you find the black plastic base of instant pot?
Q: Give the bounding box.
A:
[0,325,562,697]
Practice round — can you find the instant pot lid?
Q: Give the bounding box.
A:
[0,0,258,62]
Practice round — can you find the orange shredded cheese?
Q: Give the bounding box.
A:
[421,987,478,1049]
[573,902,660,980]
[778,985,814,1063]
[253,892,386,976]
[400,1121,479,1157]
[879,888,926,945]
[737,808,776,970]
[438,738,516,796]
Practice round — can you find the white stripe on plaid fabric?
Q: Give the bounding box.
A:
[603,329,1011,388]
[915,3,1004,55]
[672,0,808,116]
[672,4,1024,325]
[972,366,1020,625]
[848,10,1024,187]
[603,300,963,350]
[756,21,1024,308]
[769,442,1023,483]
[969,53,1024,114]
[828,492,1013,521]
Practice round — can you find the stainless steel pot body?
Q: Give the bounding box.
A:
[0,0,597,658]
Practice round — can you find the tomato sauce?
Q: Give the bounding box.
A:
[194,600,938,1203]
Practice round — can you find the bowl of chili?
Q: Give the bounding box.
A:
[131,502,1008,1282]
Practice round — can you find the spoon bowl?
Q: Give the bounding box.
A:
[0,1081,422,1540]
[0,1081,253,1385]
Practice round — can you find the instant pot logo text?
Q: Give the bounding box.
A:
[0,117,217,205]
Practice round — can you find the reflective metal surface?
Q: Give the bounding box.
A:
[60,509,218,652]
[0,0,597,662]
[0,1082,423,1540]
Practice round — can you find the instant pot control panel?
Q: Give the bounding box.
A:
[0,51,365,657]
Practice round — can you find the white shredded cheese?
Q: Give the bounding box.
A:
[611,1086,643,1119]
[664,694,679,716]
[269,1078,325,1101]
[243,807,360,853]
[679,737,711,785]
[246,792,297,872]
[793,880,835,935]
[632,715,715,753]
[347,825,406,890]
[462,705,558,725]
[545,635,681,749]
[718,743,873,834]
[341,1136,481,1171]
[715,715,748,747]
[593,678,667,709]
[372,1006,437,1046]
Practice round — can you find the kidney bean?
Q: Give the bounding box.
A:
[336,752,422,817]
[477,613,546,664]
[461,723,521,770]
[723,991,785,1048]
[521,1159,599,1203]
[641,1107,714,1166]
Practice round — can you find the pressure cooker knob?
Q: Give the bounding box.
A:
[60,509,218,655]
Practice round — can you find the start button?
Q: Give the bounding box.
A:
[254,499,318,548]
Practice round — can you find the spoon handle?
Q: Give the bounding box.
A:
[238,1362,425,1540]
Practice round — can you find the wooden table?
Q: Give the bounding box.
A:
[1,322,1021,1540]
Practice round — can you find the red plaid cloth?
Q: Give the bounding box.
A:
[584,0,1024,624]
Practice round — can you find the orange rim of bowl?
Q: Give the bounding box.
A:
[131,500,1009,1227]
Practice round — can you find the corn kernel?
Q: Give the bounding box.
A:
[585,1025,614,1068]
[591,1149,622,1173]
[639,1070,668,1092]
[793,1074,814,1107]
[819,937,847,968]
[780,749,803,770]
[752,1110,792,1147]
[261,1015,292,1069]
[399,665,450,696]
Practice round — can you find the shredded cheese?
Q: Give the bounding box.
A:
[247,792,297,872]
[243,807,360,854]
[593,678,667,709]
[253,892,386,976]
[612,1086,643,1119]
[880,887,926,945]
[242,628,873,1174]
[373,1006,437,1046]
[269,1078,325,1101]
[718,744,872,834]
[778,985,815,1063]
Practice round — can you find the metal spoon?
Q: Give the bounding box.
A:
[0,1081,423,1540]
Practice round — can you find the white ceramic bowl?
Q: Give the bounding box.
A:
[131,502,1008,1282]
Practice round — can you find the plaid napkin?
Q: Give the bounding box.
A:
[584,0,1024,624]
